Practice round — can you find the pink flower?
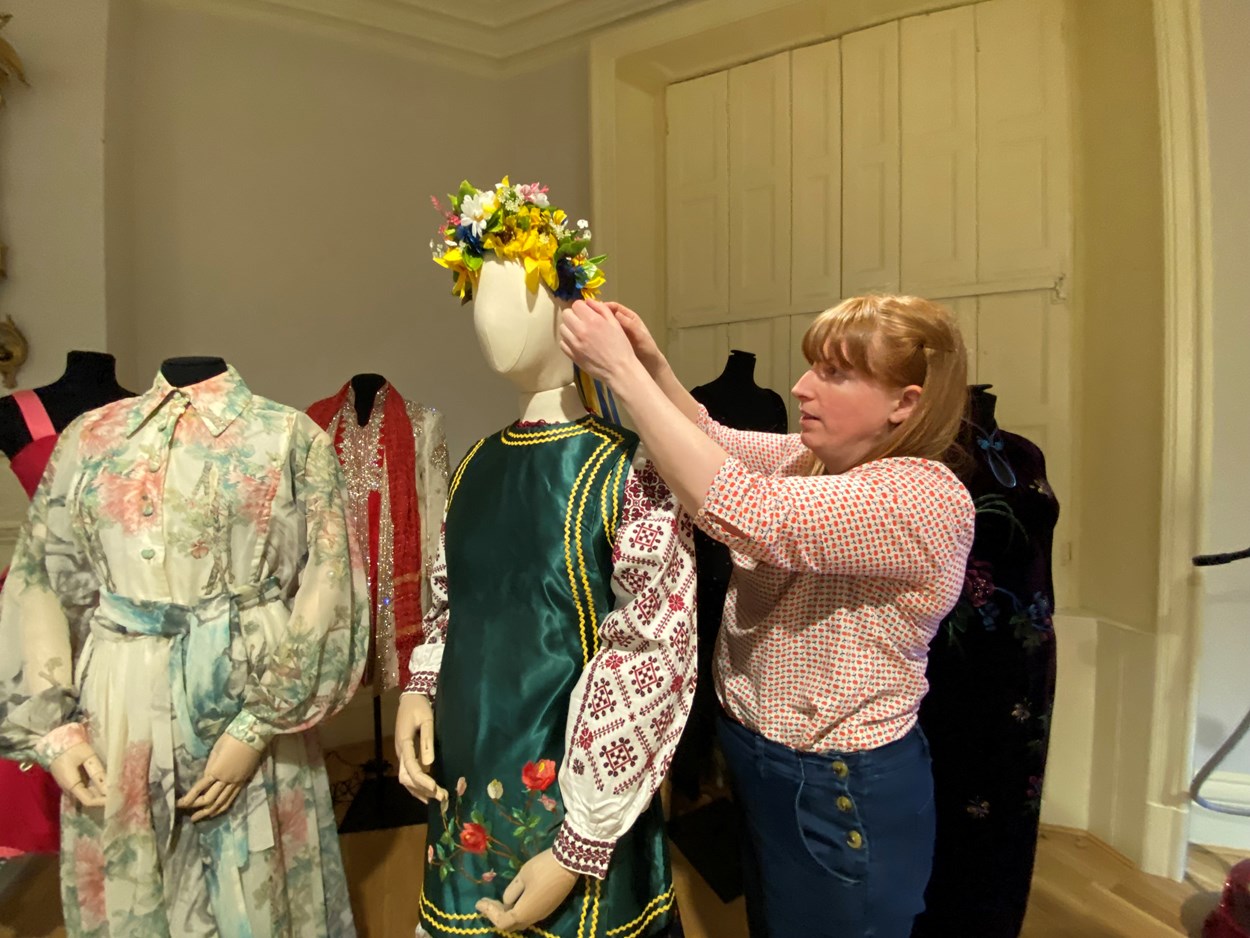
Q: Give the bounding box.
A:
[72,836,107,927]
[456,777,467,797]
[427,845,435,863]
[667,595,686,611]
[482,870,497,883]
[95,471,156,535]
[540,795,557,812]
[116,742,153,830]
[963,561,995,608]
[276,789,309,863]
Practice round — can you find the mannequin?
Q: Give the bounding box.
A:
[912,384,1060,938]
[159,355,227,387]
[0,358,368,936]
[0,350,134,861]
[0,350,134,458]
[306,370,448,833]
[399,242,696,938]
[670,351,788,801]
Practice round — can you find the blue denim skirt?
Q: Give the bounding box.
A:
[717,713,936,938]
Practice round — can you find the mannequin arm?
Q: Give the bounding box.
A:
[395,692,445,803]
[475,849,578,931]
[41,726,107,808]
[177,733,265,821]
[223,431,369,752]
[0,422,97,766]
[550,452,698,879]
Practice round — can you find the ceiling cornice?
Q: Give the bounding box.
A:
[150,0,694,75]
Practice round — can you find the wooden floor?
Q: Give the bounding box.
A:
[1,745,1243,937]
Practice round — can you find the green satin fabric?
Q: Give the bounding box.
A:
[421,416,674,938]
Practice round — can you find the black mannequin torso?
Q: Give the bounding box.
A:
[0,351,136,458]
[350,373,387,426]
[968,383,998,432]
[691,351,788,432]
[160,356,228,388]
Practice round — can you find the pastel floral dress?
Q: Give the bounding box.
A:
[0,367,369,937]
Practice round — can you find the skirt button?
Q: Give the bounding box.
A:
[831,760,849,779]
[847,830,864,850]
[837,795,853,813]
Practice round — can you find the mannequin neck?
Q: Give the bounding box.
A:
[519,384,588,424]
[715,350,758,386]
[161,356,227,388]
[350,373,387,425]
[57,350,123,390]
[968,384,998,432]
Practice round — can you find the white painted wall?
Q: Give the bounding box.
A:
[108,1,591,464]
[1190,0,1250,849]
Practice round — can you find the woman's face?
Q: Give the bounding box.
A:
[791,353,919,473]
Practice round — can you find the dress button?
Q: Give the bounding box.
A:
[147,460,160,473]
[142,504,154,517]
[140,548,156,560]
[847,830,864,850]
[831,760,849,778]
[837,796,853,813]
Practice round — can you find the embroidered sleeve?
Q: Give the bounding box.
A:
[410,403,449,619]
[697,455,975,584]
[696,404,807,475]
[226,428,370,751]
[552,451,698,879]
[403,522,447,699]
[0,420,94,767]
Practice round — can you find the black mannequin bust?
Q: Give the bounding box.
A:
[691,350,788,432]
[350,373,387,426]
[160,356,228,388]
[968,383,998,431]
[0,351,136,458]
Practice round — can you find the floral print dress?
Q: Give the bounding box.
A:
[0,366,369,937]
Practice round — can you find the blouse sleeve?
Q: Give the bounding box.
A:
[695,404,806,475]
[412,404,449,617]
[0,420,97,768]
[697,455,975,584]
[552,452,698,880]
[403,522,448,699]
[225,429,369,751]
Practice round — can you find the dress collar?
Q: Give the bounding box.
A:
[125,364,253,438]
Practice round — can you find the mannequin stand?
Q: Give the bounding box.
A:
[337,694,427,833]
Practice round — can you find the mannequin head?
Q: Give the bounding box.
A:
[473,255,574,394]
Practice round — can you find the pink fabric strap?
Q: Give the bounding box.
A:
[12,390,55,441]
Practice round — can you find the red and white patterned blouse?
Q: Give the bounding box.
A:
[696,407,975,754]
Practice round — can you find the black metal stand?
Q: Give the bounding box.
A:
[337,693,427,834]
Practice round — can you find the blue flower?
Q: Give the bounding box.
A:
[978,600,1001,631]
[454,224,484,255]
[1024,593,1053,633]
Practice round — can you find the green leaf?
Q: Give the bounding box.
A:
[513,826,528,839]
[526,816,540,829]
[465,253,483,272]
[509,857,523,871]
[457,180,476,201]
[439,864,451,881]
[440,829,453,847]
[435,842,447,861]
[470,809,485,825]
[587,254,607,265]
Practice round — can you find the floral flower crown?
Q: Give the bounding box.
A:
[430,177,606,304]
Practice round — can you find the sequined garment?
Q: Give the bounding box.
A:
[308,383,448,690]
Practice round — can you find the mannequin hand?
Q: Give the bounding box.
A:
[604,301,665,377]
[559,299,639,386]
[475,849,578,931]
[176,733,264,822]
[396,693,446,804]
[49,741,108,808]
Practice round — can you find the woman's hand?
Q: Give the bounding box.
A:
[603,301,666,378]
[559,299,643,387]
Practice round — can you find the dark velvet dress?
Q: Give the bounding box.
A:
[911,386,1060,938]
[670,352,787,800]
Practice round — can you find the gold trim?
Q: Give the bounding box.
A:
[447,438,487,508]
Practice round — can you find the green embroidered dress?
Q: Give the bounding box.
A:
[407,416,697,938]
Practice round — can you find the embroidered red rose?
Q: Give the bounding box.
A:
[459,822,488,854]
[522,759,557,792]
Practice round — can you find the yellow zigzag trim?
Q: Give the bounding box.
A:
[420,889,559,938]
[448,438,487,508]
[605,885,676,937]
[500,422,592,446]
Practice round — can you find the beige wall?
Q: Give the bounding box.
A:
[1189,0,1250,846]
[106,1,591,463]
[1070,0,1166,631]
[0,0,110,386]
